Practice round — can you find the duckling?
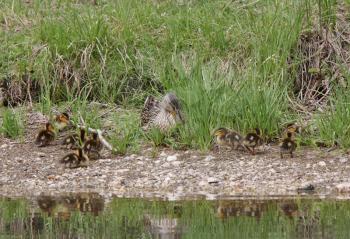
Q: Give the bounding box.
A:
[60,148,89,168]
[280,132,297,159]
[62,128,86,149]
[282,123,301,139]
[213,127,244,150]
[83,132,103,160]
[243,128,263,155]
[54,112,70,131]
[35,122,56,147]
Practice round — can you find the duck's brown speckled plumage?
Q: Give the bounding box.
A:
[141,93,184,131]
[243,128,263,155]
[280,132,297,158]
[62,128,86,149]
[35,122,56,147]
[83,132,103,160]
[60,148,89,168]
[214,127,245,150]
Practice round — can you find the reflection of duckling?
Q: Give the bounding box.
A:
[54,112,70,131]
[35,122,56,147]
[83,132,103,160]
[280,132,296,158]
[243,128,262,155]
[213,128,244,150]
[62,128,86,149]
[60,148,89,168]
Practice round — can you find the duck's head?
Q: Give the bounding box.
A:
[161,93,184,123]
[46,122,55,132]
[286,123,301,134]
[214,128,228,137]
[56,112,70,124]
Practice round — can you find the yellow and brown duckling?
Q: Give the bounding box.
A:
[243,128,263,155]
[213,127,244,150]
[35,122,56,147]
[280,132,297,159]
[83,132,103,160]
[62,128,86,149]
[54,112,70,131]
[282,123,301,139]
[60,148,89,168]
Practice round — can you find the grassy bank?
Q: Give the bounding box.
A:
[1,0,350,151]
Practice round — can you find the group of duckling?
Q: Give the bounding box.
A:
[213,124,301,158]
[35,112,103,168]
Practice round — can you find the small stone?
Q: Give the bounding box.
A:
[318,161,326,167]
[297,184,315,193]
[160,151,167,157]
[176,186,184,192]
[199,181,207,186]
[204,155,215,161]
[269,168,276,174]
[207,177,219,184]
[339,158,348,163]
[172,161,182,167]
[167,155,177,162]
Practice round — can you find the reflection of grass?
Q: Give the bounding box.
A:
[3,198,350,238]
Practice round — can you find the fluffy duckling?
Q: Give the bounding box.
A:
[282,123,301,139]
[243,128,263,155]
[35,122,56,147]
[54,112,70,131]
[60,148,89,168]
[213,127,244,150]
[62,128,86,149]
[280,132,297,158]
[83,132,103,160]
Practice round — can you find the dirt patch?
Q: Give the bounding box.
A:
[1,114,350,199]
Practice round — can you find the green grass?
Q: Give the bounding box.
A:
[0,108,24,139]
[1,0,349,149]
[317,86,350,148]
[109,109,141,155]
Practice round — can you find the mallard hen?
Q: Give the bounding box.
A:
[141,93,184,131]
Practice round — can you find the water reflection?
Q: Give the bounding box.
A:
[1,195,350,238]
[37,192,104,218]
[216,199,300,219]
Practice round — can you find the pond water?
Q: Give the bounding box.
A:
[1,193,350,238]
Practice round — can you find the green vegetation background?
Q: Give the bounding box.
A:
[1,0,350,150]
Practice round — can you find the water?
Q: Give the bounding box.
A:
[1,193,350,238]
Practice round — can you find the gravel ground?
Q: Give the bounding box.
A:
[2,133,350,200]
